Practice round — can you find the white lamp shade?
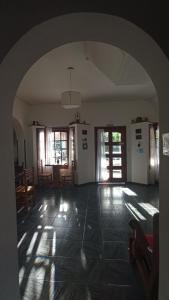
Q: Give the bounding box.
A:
[61,91,81,109]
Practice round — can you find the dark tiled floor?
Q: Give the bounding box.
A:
[17,183,159,299]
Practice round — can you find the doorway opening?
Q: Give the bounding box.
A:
[2,12,169,300]
[95,126,126,183]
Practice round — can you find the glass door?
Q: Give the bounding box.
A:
[111,128,126,182]
[96,127,126,183]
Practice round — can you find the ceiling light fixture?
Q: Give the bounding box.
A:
[61,66,81,109]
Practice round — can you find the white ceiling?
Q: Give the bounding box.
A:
[16,41,157,104]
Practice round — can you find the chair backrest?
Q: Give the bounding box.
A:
[38,159,44,174]
[23,167,34,185]
[15,162,24,174]
[59,162,75,184]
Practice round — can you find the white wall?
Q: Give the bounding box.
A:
[13,118,24,166]
[28,99,158,182]
[13,97,32,167]
[13,94,158,183]
[29,100,158,127]
[72,123,94,184]
[131,122,150,184]
[13,97,29,132]
[12,94,158,184]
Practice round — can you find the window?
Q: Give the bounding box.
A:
[112,132,121,142]
[37,128,69,167]
[52,129,69,165]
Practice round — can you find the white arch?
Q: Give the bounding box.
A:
[13,117,25,166]
[0,13,168,300]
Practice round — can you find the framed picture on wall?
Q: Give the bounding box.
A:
[82,137,88,150]
[162,133,169,156]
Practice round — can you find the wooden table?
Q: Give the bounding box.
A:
[45,164,68,186]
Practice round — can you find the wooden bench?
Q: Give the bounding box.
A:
[16,167,35,210]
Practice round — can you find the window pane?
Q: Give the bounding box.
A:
[112,169,122,178]
[62,150,67,161]
[54,150,61,165]
[54,141,61,151]
[55,151,61,159]
[62,154,68,165]
[61,132,67,140]
[61,141,67,149]
[106,157,109,167]
[112,145,122,154]
[105,145,109,154]
[103,132,109,142]
[112,132,121,142]
[52,129,68,165]
[113,157,122,166]
[55,132,60,140]
[102,169,109,181]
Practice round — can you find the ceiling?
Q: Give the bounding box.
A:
[16,41,157,104]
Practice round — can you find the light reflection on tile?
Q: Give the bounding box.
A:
[138,202,159,216]
[17,183,158,300]
[26,232,39,255]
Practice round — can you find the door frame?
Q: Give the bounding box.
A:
[95,126,127,183]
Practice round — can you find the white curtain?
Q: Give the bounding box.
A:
[149,125,159,184]
[45,127,54,166]
[69,127,75,166]
[38,129,45,169]
[96,129,109,182]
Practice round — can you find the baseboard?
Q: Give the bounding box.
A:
[127,181,156,186]
[74,181,97,187]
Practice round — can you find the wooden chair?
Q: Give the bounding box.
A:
[38,160,53,185]
[16,167,35,210]
[15,162,24,187]
[129,212,159,300]
[59,161,75,186]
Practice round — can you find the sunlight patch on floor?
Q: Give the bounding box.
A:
[17,232,27,248]
[122,188,137,196]
[26,232,38,255]
[139,202,159,216]
[125,203,146,221]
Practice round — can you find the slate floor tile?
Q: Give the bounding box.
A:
[17,183,157,300]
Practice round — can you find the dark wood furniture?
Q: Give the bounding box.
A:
[129,213,159,300]
[15,163,24,187]
[16,167,35,210]
[38,160,53,185]
[44,162,75,187]
[59,167,74,186]
[59,161,75,186]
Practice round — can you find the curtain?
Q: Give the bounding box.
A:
[149,125,159,184]
[69,127,75,166]
[37,128,45,172]
[96,129,108,182]
[45,127,54,166]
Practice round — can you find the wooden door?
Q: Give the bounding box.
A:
[96,127,126,183]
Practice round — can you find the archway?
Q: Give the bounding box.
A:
[13,118,25,167]
[0,13,168,300]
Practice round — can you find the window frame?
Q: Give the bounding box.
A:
[52,127,69,166]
